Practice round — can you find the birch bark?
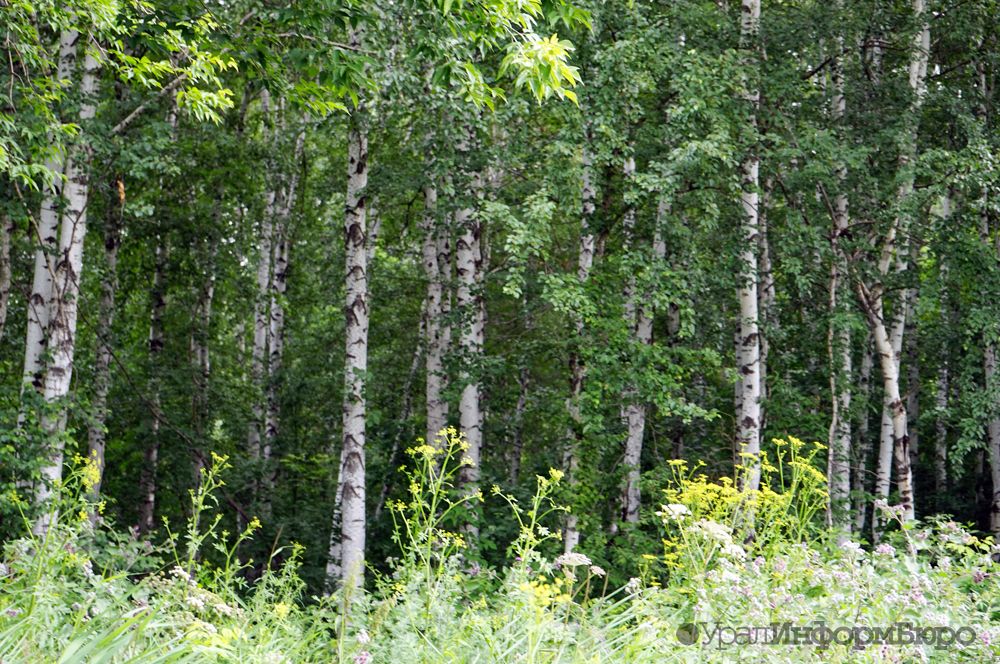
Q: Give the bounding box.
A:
[329,54,371,587]
[563,138,596,553]
[34,44,100,523]
[736,0,762,491]
[23,31,78,393]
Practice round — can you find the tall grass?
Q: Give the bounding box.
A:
[1,435,998,662]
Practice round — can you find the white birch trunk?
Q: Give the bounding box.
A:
[863,0,927,524]
[827,17,852,530]
[23,30,78,393]
[34,45,100,524]
[139,238,167,532]
[329,71,370,589]
[455,172,485,497]
[248,90,275,463]
[421,182,450,447]
[563,140,596,553]
[262,128,304,514]
[736,0,762,491]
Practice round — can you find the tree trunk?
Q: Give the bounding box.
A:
[421,182,450,447]
[827,19,852,530]
[758,177,775,415]
[0,210,12,342]
[853,334,874,533]
[455,128,485,518]
[262,128,304,516]
[34,46,100,525]
[736,0,762,491]
[860,280,915,522]
[563,139,596,553]
[87,180,124,501]
[933,362,948,500]
[248,90,276,465]
[23,31,77,394]
[328,69,370,589]
[860,0,927,525]
[138,238,167,533]
[508,366,530,485]
[190,235,218,487]
[620,197,667,527]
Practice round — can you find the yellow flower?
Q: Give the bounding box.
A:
[548,468,564,483]
[274,602,291,619]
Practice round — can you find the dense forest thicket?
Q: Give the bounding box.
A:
[2,0,1000,638]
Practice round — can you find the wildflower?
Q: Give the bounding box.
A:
[357,629,371,645]
[773,558,787,573]
[721,543,746,561]
[248,516,262,531]
[0,563,7,577]
[170,566,192,582]
[354,651,373,664]
[972,569,987,584]
[660,504,691,521]
[874,543,896,557]
[554,552,591,567]
[839,540,862,555]
[274,602,291,619]
[548,468,564,482]
[751,556,765,572]
[626,577,641,593]
[186,595,205,610]
[213,603,235,617]
[6,608,21,618]
[690,519,732,543]
[589,565,606,577]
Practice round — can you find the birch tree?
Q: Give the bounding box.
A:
[736,0,762,491]
[34,44,100,524]
[329,45,371,588]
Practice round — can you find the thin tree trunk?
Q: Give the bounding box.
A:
[374,309,425,521]
[455,127,485,519]
[262,128,304,516]
[853,334,874,533]
[619,197,667,527]
[827,16,852,530]
[34,45,100,525]
[0,209,12,342]
[421,182,450,447]
[933,362,948,500]
[138,238,167,533]
[563,138,596,553]
[87,179,124,500]
[328,57,370,588]
[758,177,775,416]
[736,0,762,491]
[190,235,218,487]
[509,366,530,485]
[248,91,276,465]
